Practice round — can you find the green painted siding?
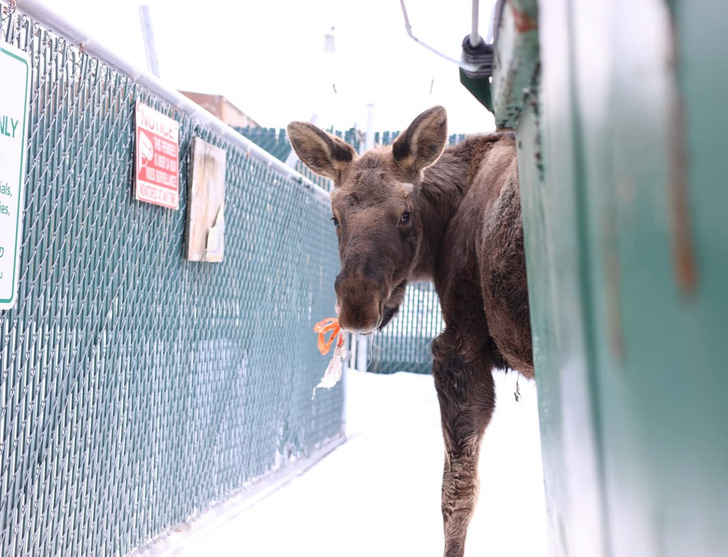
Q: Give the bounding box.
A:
[496,0,728,555]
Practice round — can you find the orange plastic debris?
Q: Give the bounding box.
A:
[314,317,345,355]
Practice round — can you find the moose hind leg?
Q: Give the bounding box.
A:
[432,343,496,557]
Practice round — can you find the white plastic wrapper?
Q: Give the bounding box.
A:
[312,338,346,399]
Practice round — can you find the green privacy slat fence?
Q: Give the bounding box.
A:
[367,282,445,375]
[234,127,361,193]
[235,126,362,163]
[0,3,343,556]
[236,126,467,197]
[236,125,467,164]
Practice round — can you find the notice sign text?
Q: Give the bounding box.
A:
[135,102,180,209]
[0,44,30,311]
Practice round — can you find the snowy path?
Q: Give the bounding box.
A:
[152,370,548,557]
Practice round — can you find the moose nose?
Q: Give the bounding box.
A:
[334,274,384,334]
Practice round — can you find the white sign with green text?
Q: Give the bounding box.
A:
[0,43,30,310]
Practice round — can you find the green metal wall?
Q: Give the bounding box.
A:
[495,0,728,556]
[0,3,343,556]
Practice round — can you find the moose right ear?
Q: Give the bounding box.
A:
[287,122,356,183]
[392,106,447,179]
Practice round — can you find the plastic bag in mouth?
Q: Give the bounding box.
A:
[312,338,346,399]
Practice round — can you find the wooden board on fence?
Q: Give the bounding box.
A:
[185,138,226,262]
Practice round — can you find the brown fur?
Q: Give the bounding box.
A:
[288,106,532,557]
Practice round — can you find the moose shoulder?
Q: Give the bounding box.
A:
[288,106,533,557]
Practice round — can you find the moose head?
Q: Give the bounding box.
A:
[288,107,448,334]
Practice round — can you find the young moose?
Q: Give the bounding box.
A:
[288,106,532,557]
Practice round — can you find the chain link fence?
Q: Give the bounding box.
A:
[237,125,467,164]
[0,3,344,556]
[237,126,466,195]
[367,282,444,374]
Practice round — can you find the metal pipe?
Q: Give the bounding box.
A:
[365,103,375,150]
[355,334,367,373]
[398,0,479,72]
[13,0,331,206]
[470,0,480,48]
[138,4,161,78]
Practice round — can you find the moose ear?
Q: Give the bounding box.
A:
[287,122,356,183]
[392,106,447,177]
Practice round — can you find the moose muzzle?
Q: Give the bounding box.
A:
[334,273,388,334]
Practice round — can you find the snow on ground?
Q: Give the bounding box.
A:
[167,369,548,557]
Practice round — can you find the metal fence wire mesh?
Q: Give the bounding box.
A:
[0,4,343,556]
[237,125,467,165]
[236,126,467,195]
[367,282,444,374]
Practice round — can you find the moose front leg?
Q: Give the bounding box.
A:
[432,335,496,557]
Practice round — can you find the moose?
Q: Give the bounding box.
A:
[287,106,532,557]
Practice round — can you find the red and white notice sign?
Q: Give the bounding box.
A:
[135,102,180,209]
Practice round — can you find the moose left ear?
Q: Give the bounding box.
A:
[392,106,447,178]
[287,121,356,183]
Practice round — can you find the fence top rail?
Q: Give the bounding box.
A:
[11,0,331,206]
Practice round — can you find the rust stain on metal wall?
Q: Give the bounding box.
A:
[511,4,538,33]
[605,178,628,363]
[667,9,698,296]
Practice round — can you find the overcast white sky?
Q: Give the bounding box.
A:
[50,0,497,134]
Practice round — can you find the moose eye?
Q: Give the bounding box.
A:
[332,216,340,228]
[400,212,411,224]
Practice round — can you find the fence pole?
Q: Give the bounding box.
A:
[138,4,161,78]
